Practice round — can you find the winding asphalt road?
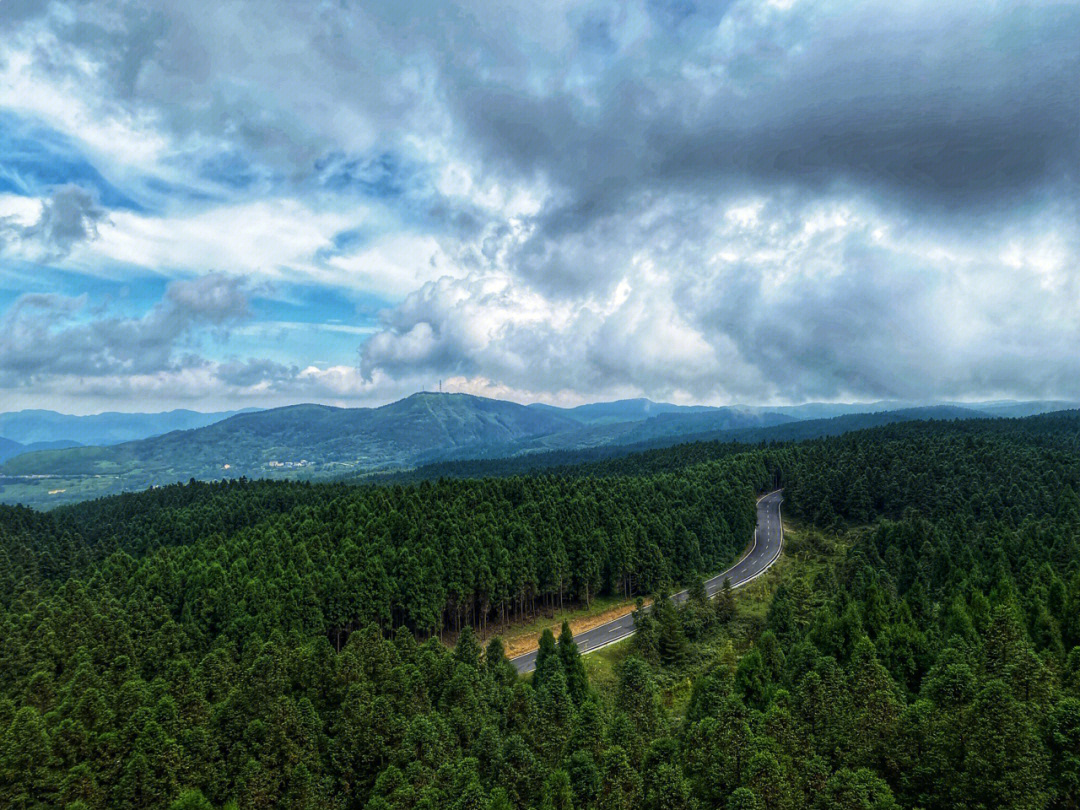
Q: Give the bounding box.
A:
[511,489,784,673]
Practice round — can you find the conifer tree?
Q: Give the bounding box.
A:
[716,577,737,624]
[557,621,589,706]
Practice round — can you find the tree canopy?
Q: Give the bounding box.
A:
[3,410,1080,808]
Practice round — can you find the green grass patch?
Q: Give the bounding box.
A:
[648,518,848,716]
[0,475,124,509]
[582,635,633,694]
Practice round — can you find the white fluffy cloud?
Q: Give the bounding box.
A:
[0,274,249,383]
[0,0,1078,411]
[86,200,358,281]
[362,191,1080,403]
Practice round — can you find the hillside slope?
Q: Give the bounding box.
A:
[429,406,796,461]
[0,393,580,495]
[0,407,257,445]
[2,395,1058,509]
[5,411,1080,809]
[529,397,717,425]
[0,438,82,463]
[0,437,21,463]
[367,404,993,483]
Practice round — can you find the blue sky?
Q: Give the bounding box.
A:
[0,0,1078,413]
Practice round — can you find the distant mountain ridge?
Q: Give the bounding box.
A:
[0,393,789,506]
[3,393,1078,509]
[0,393,578,482]
[0,437,82,464]
[365,404,996,484]
[426,405,796,462]
[529,398,717,426]
[528,397,1080,426]
[0,408,260,446]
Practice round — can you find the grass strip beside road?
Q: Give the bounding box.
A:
[485,594,649,659]
[493,528,763,659]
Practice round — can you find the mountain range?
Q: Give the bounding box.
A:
[367,404,1004,483]
[2,393,1077,509]
[0,437,82,463]
[0,408,260,448]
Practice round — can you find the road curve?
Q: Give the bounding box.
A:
[511,489,784,673]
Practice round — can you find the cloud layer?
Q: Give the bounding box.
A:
[1,0,1078,412]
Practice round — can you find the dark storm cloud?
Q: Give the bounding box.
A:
[445,1,1080,229]
[12,1,1077,219]
[3,0,1080,408]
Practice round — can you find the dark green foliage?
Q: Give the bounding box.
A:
[557,622,590,705]
[653,593,689,667]
[819,768,900,810]
[727,787,763,810]
[631,598,660,664]
[533,630,561,693]
[716,576,737,623]
[3,411,1080,807]
[170,789,215,810]
[681,576,713,640]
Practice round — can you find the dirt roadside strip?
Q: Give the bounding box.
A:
[494,597,654,659]
[493,526,762,660]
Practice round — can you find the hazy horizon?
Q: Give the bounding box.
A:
[3,391,1080,420]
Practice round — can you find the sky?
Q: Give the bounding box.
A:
[0,0,1077,414]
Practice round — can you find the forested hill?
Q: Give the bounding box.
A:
[0,393,788,507]
[0,396,1065,509]
[4,412,1080,807]
[0,437,82,463]
[0,393,579,479]
[0,408,258,447]
[364,405,1019,484]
